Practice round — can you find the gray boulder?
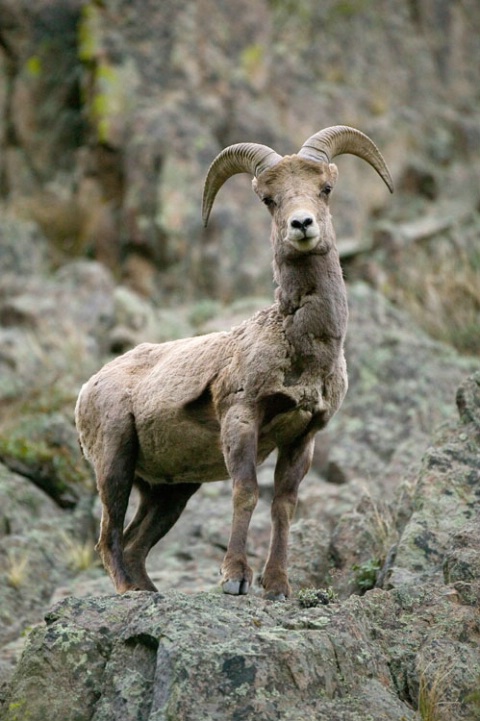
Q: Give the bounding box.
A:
[387,372,480,597]
[2,591,419,721]
[0,462,97,687]
[327,282,477,493]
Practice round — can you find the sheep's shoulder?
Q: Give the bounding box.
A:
[130,332,234,410]
[215,308,288,396]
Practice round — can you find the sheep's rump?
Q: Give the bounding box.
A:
[76,331,237,485]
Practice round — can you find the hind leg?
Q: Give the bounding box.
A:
[123,480,200,590]
[95,414,139,593]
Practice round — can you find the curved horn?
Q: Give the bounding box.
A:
[202,143,282,227]
[298,125,394,193]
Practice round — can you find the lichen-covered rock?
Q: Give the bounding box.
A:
[1,592,420,721]
[0,462,63,540]
[287,518,332,591]
[0,0,84,196]
[0,462,97,668]
[386,371,480,593]
[0,412,92,507]
[326,283,477,494]
[0,213,50,278]
[329,494,398,597]
[0,259,115,405]
[4,582,480,721]
[443,521,480,606]
[456,372,480,430]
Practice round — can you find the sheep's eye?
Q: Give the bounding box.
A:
[321,185,332,197]
[262,196,275,208]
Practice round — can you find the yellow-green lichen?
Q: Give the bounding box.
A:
[78,3,102,62]
[240,43,265,79]
[89,62,123,143]
[6,699,30,721]
[25,56,42,78]
[84,58,138,144]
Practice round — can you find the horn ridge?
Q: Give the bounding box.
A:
[298,125,394,193]
[202,142,282,227]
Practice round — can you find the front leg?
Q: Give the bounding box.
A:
[261,434,315,600]
[221,406,259,595]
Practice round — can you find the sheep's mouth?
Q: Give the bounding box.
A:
[286,230,321,252]
[289,227,317,241]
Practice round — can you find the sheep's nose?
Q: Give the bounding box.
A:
[290,214,314,232]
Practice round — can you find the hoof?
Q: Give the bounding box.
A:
[258,569,291,601]
[222,579,250,595]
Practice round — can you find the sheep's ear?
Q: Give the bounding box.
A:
[328,163,339,187]
[252,177,259,192]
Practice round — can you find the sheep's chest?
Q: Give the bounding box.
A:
[257,384,327,452]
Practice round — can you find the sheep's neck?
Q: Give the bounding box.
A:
[273,246,348,379]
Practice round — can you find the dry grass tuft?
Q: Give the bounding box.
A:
[378,223,480,356]
[62,533,99,573]
[417,660,457,721]
[5,548,30,590]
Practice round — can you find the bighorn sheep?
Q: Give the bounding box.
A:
[75,125,393,600]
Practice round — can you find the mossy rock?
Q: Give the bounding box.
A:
[0,412,93,508]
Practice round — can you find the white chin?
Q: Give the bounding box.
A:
[287,235,321,252]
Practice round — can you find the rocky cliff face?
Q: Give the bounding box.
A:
[1,0,479,301]
[1,1,480,719]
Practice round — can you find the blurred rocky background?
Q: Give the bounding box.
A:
[0,1,479,719]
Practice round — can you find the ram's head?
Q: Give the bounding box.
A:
[202,125,394,254]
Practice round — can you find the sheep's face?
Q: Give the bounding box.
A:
[252,156,339,254]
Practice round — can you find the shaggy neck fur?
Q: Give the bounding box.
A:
[273,242,348,379]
